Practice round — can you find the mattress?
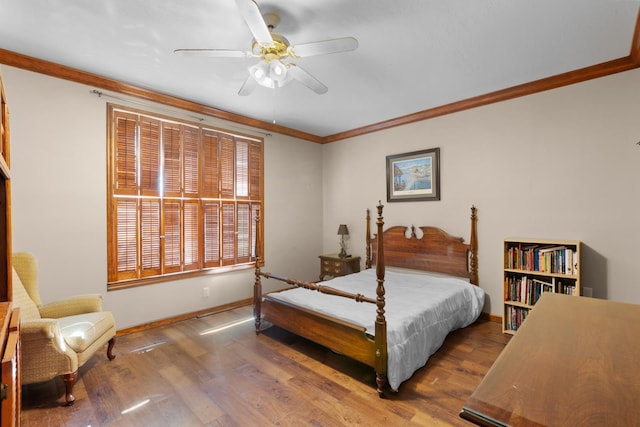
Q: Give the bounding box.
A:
[266,268,485,391]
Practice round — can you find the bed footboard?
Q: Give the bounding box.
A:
[253,203,389,397]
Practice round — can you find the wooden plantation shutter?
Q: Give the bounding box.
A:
[221,202,235,266]
[140,117,160,196]
[203,201,220,267]
[162,122,181,197]
[220,136,235,198]
[183,200,199,270]
[113,199,137,280]
[183,126,200,271]
[163,200,181,274]
[183,126,199,195]
[141,199,161,277]
[237,203,251,263]
[202,130,219,198]
[236,140,249,197]
[112,112,138,281]
[114,113,137,194]
[249,141,262,199]
[139,117,161,278]
[107,104,263,287]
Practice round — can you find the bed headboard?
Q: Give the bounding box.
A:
[366,206,478,285]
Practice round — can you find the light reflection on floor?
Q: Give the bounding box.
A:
[199,317,253,336]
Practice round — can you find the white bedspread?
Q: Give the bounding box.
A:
[266,268,485,391]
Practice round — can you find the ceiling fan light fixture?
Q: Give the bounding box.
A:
[269,60,288,83]
[249,59,292,89]
[249,61,272,87]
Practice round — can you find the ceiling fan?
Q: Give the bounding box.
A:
[174,0,358,96]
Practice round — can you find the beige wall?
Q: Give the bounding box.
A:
[3,66,324,329]
[322,68,640,314]
[4,64,640,329]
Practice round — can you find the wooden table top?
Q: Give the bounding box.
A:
[461,293,640,427]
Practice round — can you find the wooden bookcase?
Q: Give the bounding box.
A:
[503,238,581,334]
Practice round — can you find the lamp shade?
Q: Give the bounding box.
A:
[249,61,273,88]
[269,60,288,84]
[337,224,349,236]
[249,59,292,89]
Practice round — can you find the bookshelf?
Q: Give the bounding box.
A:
[503,238,581,334]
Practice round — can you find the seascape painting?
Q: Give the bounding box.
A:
[386,148,440,202]
[392,157,433,194]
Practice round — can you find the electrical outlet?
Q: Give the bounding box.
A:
[203,287,210,298]
[582,287,593,298]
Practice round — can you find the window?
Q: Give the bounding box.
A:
[107,104,263,288]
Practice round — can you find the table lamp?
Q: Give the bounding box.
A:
[337,224,349,258]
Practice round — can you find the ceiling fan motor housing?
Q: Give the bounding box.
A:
[253,32,293,61]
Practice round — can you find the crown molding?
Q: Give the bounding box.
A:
[0,48,323,143]
[322,56,639,143]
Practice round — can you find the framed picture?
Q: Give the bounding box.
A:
[386,148,440,202]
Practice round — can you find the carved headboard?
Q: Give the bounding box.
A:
[366,206,478,285]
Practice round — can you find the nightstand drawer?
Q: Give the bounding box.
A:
[319,254,360,281]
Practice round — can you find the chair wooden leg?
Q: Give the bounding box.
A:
[61,371,77,406]
[107,337,116,361]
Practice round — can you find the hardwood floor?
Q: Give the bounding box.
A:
[21,305,510,426]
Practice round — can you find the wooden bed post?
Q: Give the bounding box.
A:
[365,208,372,269]
[469,205,479,286]
[374,202,388,397]
[254,206,262,333]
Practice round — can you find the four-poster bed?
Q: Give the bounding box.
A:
[253,203,483,396]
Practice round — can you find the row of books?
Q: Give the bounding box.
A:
[558,281,577,296]
[505,244,577,275]
[504,306,529,331]
[504,276,553,306]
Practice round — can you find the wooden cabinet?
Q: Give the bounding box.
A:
[503,238,581,334]
[319,255,360,281]
[0,67,20,426]
[0,305,19,427]
[0,67,10,303]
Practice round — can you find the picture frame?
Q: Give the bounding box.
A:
[386,148,440,202]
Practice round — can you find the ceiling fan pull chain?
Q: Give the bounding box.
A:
[272,87,277,124]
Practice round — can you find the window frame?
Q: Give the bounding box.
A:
[106,104,264,290]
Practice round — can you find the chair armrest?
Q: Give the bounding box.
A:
[21,318,71,356]
[39,294,103,318]
[20,319,78,384]
[21,318,61,340]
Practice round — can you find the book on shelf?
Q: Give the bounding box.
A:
[558,281,576,296]
[505,305,529,331]
[532,278,554,298]
[506,243,577,275]
[504,276,555,306]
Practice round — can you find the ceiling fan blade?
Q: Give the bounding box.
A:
[287,64,328,94]
[174,48,252,58]
[234,0,274,47]
[292,37,358,58]
[238,74,258,96]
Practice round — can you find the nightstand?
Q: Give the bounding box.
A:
[319,254,361,281]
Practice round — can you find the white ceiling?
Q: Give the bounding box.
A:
[0,0,639,138]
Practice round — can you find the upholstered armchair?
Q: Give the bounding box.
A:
[12,252,116,406]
